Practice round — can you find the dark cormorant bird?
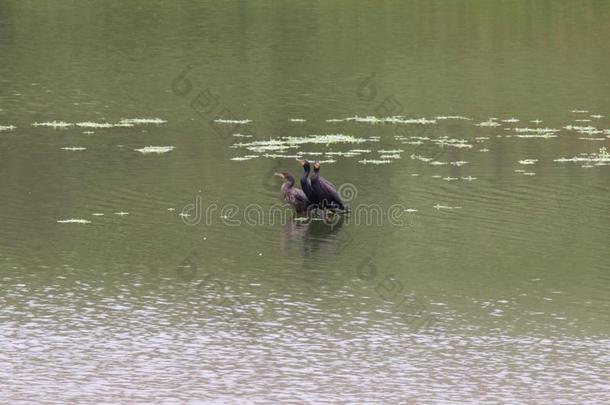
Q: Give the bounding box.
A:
[274,172,310,214]
[297,159,319,209]
[310,161,345,211]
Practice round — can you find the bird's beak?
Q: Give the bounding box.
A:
[296,159,306,167]
[274,172,285,179]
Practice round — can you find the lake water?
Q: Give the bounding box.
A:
[1,1,609,403]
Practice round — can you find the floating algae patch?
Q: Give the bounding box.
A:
[512,127,558,138]
[450,160,469,167]
[61,147,87,151]
[434,137,473,149]
[325,151,356,156]
[230,155,258,161]
[475,119,501,127]
[435,115,471,120]
[32,121,73,128]
[76,121,133,128]
[554,147,610,165]
[232,139,292,153]
[515,134,557,139]
[214,119,252,124]
[232,134,369,154]
[262,153,301,159]
[358,159,392,164]
[120,118,167,125]
[564,125,603,135]
[513,127,559,134]
[326,115,436,124]
[410,154,433,163]
[57,219,91,224]
[433,204,462,210]
[296,134,363,144]
[134,146,175,154]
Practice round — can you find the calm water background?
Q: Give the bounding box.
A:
[1,1,609,403]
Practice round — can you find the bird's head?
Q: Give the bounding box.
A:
[313,161,321,171]
[297,159,310,170]
[274,172,294,182]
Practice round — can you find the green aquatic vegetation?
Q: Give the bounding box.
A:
[134,146,175,154]
[32,121,72,128]
[61,147,87,151]
[554,147,610,164]
[214,119,252,124]
[327,115,436,124]
[358,159,392,164]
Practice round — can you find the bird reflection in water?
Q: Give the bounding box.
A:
[281,215,349,261]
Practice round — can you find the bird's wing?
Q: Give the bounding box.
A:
[286,188,309,206]
[293,188,310,205]
[320,177,336,189]
[320,176,344,205]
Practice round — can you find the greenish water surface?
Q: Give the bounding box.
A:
[1,1,609,403]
